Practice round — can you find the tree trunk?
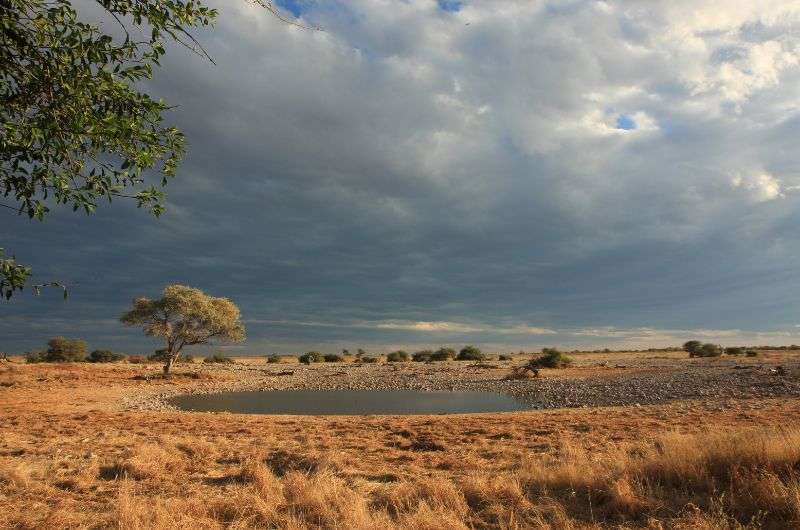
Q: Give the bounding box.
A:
[163,354,176,375]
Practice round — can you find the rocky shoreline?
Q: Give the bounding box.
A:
[121,356,800,413]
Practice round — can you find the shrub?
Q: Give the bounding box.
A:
[725,347,744,356]
[147,349,170,362]
[697,343,722,358]
[127,355,147,364]
[683,340,702,356]
[42,337,87,362]
[180,353,194,363]
[203,353,234,364]
[24,351,44,363]
[266,354,282,363]
[361,356,379,363]
[685,341,722,358]
[530,348,573,369]
[299,351,323,364]
[430,347,456,361]
[499,354,513,361]
[412,350,433,362]
[386,350,410,362]
[746,350,758,357]
[323,354,344,362]
[86,350,126,363]
[456,345,485,361]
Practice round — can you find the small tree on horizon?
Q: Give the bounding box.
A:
[683,341,702,356]
[120,285,245,374]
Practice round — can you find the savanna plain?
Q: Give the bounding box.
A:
[1,349,800,529]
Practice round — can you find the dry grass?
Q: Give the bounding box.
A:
[2,428,798,529]
[2,356,800,528]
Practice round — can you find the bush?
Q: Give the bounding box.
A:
[386,350,410,362]
[24,351,44,363]
[86,350,126,363]
[148,349,170,362]
[42,337,87,362]
[23,342,85,363]
[299,351,323,364]
[683,340,702,356]
[266,354,282,363]
[360,356,379,363]
[412,350,433,362]
[323,354,344,362]
[456,345,485,361]
[203,353,234,364]
[127,355,147,364]
[530,348,573,369]
[430,347,456,361]
[180,353,194,363]
[499,354,513,361]
[694,343,722,358]
[746,350,758,357]
[685,341,723,358]
[725,347,744,356]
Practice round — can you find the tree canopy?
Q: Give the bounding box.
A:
[120,284,245,373]
[1,0,291,298]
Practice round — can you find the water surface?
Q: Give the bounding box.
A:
[169,389,529,415]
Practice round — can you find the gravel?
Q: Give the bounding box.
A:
[121,357,800,412]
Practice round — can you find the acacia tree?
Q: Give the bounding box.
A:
[120,284,245,374]
[1,0,296,298]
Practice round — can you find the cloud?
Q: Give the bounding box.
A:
[246,319,556,335]
[4,1,800,353]
[732,172,785,202]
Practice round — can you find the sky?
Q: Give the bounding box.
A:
[4,0,800,354]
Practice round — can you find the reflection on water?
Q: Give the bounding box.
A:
[169,389,529,415]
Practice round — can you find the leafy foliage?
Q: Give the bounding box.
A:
[45,336,87,361]
[411,350,433,362]
[529,348,572,369]
[26,336,87,362]
[147,348,192,363]
[299,351,323,364]
[120,284,245,373]
[323,354,344,362]
[456,345,485,361]
[0,248,29,299]
[0,1,298,297]
[683,341,702,355]
[686,342,723,358]
[0,0,202,222]
[386,350,410,362]
[266,354,282,363]
[430,347,456,361]
[87,349,126,362]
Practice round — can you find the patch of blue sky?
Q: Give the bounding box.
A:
[275,0,307,17]
[616,114,636,130]
[438,0,464,12]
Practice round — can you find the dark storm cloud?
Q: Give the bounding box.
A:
[4,1,800,354]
